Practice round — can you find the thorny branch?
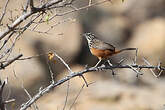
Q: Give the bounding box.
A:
[19,50,165,110]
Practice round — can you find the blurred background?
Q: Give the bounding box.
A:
[1,0,165,110]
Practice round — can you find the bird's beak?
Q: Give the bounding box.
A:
[80,33,86,38]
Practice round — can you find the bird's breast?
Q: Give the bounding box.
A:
[90,48,114,59]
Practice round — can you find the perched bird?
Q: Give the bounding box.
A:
[83,32,137,67]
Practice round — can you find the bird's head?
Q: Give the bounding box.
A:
[82,32,96,43]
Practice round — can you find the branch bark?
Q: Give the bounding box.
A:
[0,0,63,40]
[19,63,165,110]
[0,54,23,70]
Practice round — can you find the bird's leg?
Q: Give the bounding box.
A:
[107,60,115,76]
[94,59,102,67]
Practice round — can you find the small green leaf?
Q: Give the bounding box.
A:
[45,14,50,24]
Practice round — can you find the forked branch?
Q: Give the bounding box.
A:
[19,54,165,110]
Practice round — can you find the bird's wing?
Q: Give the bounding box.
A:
[94,40,115,51]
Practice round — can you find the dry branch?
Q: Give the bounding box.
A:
[19,61,165,110]
[0,0,10,24]
[0,0,109,40]
[0,0,163,110]
[0,79,15,110]
[0,54,23,70]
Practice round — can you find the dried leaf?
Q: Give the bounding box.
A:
[48,53,54,60]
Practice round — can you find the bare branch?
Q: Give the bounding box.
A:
[87,0,92,10]
[133,48,138,64]
[80,75,88,87]
[0,1,163,109]
[89,0,92,6]
[0,0,62,40]
[0,0,109,41]
[19,62,165,110]
[13,69,39,110]
[47,61,55,83]
[0,11,32,40]
[0,81,6,110]
[29,0,34,10]
[143,58,162,78]
[55,0,109,16]
[0,79,15,110]
[0,31,14,51]
[0,54,23,70]
[23,0,30,12]
[127,64,143,77]
[4,99,15,104]
[69,84,85,110]
[0,13,41,60]
[0,0,10,24]
[18,54,46,60]
[62,80,70,110]
[28,17,75,34]
[52,51,73,74]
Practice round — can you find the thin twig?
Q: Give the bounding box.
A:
[69,84,85,110]
[47,61,55,83]
[28,17,74,34]
[0,54,23,70]
[0,13,41,60]
[31,14,46,31]
[13,69,39,110]
[0,0,109,42]
[134,48,138,64]
[0,31,14,51]
[143,58,162,78]
[47,0,109,21]
[55,0,109,16]
[19,63,165,110]
[127,64,143,77]
[0,13,42,61]
[13,52,165,72]
[0,0,65,40]
[0,0,10,24]
[62,80,70,110]
[4,99,15,104]
[87,0,92,10]
[0,79,14,110]
[52,51,73,74]
[80,75,88,87]
[29,0,34,10]
[23,0,30,12]
[0,81,6,110]
[18,53,47,61]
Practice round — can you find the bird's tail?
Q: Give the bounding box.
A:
[114,48,137,54]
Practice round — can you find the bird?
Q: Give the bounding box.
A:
[83,32,137,67]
